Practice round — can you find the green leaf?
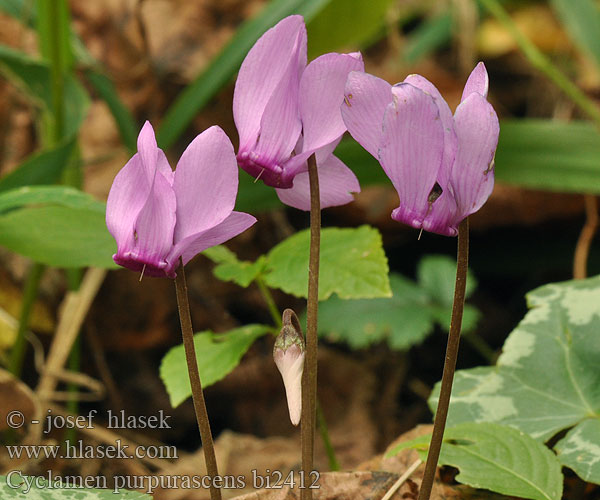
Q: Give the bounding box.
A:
[0,0,102,67]
[403,12,452,64]
[160,324,272,407]
[0,45,54,107]
[317,274,431,349]
[0,1,138,152]
[316,255,480,350]
[0,205,116,268]
[0,0,36,24]
[336,120,600,196]
[0,45,89,139]
[555,418,600,484]
[389,423,563,500]
[429,303,480,333]
[36,0,74,72]
[56,74,88,141]
[494,120,600,194]
[417,255,477,306]
[264,225,391,301]
[0,186,106,214]
[84,69,138,153]
[202,245,266,287]
[306,0,394,58]
[0,138,76,193]
[549,0,600,66]
[0,475,151,498]
[157,0,333,149]
[429,276,600,480]
[334,137,388,186]
[0,0,96,67]
[234,170,280,213]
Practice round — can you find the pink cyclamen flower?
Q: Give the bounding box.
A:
[233,15,364,210]
[341,62,499,236]
[106,121,256,278]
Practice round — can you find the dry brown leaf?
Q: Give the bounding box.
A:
[214,345,378,470]
[153,431,299,500]
[231,471,398,500]
[0,368,38,433]
[478,5,570,57]
[0,268,55,336]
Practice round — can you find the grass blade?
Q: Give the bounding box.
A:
[156,0,333,149]
[549,0,600,67]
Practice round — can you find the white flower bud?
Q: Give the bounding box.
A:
[273,323,305,426]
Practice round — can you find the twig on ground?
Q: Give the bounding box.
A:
[573,195,598,279]
[381,459,423,500]
[36,268,106,401]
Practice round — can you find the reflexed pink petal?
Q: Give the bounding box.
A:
[278,149,312,184]
[277,137,342,186]
[170,211,257,267]
[423,189,459,236]
[157,149,174,186]
[461,62,489,101]
[341,71,393,158]
[233,15,307,152]
[392,188,458,236]
[403,74,457,189]
[252,30,304,168]
[173,126,239,243]
[380,83,445,225]
[133,168,177,265]
[316,136,342,163]
[106,153,152,255]
[452,92,499,218]
[276,154,359,210]
[137,121,159,182]
[298,52,364,152]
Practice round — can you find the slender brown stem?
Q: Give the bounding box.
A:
[573,195,598,280]
[282,307,339,472]
[418,218,469,500]
[301,154,320,500]
[174,261,221,500]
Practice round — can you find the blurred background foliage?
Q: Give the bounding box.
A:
[0,0,598,359]
[0,0,599,385]
[0,0,599,483]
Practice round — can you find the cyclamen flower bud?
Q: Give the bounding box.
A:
[273,310,305,426]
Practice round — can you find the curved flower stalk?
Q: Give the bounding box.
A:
[233,15,364,210]
[342,64,499,500]
[342,62,499,235]
[106,121,257,277]
[106,121,254,500]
